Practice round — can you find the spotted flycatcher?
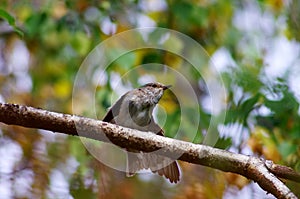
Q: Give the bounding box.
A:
[103,82,180,183]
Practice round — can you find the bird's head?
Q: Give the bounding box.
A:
[139,82,171,104]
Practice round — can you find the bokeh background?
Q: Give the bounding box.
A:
[1,0,300,198]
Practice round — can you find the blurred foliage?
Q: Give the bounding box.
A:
[0,8,23,36]
[1,0,300,198]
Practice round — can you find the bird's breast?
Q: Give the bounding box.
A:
[135,109,149,121]
[117,103,155,130]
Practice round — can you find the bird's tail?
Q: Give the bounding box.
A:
[126,152,180,183]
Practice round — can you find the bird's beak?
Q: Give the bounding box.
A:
[163,85,172,90]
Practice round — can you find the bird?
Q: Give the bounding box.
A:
[102,82,180,183]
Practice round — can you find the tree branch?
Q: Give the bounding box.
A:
[0,103,298,199]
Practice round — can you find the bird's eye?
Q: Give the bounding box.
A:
[152,84,157,88]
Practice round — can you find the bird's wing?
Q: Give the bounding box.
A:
[148,116,165,136]
[102,93,127,123]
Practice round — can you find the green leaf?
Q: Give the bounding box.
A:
[278,142,297,157]
[214,137,232,149]
[0,8,24,37]
[25,12,48,37]
[0,8,15,25]
[225,94,260,124]
[115,52,136,70]
[240,93,260,118]
[264,89,298,114]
